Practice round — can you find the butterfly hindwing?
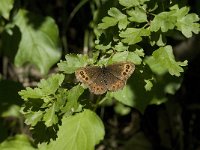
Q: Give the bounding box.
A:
[103,71,125,92]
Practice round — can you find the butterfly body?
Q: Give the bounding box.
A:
[75,62,135,95]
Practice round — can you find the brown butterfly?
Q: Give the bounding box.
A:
[75,62,135,95]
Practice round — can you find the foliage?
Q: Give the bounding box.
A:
[0,0,199,149]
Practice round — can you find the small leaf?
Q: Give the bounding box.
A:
[62,85,84,114]
[95,42,112,51]
[38,74,64,96]
[24,111,43,126]
[127,7,147,23]
[119,0,149,7]
[114,42,129,52]
[145,56,167,75]
[127,51,143,65]
[150,45,188,76]
[19,87,43,101]
[48,109,105,150]
[150,32,167,46]
[58,54,92,74]
[144,79,153,91]
[19,74,64,100]
[111,51,129,62]
[120,28,150,45]
[111,51,143,65]
[43,103,58,127]
[98,8,129,30]
[0,0,14,19]
[114,103,131,116]
[176,13,200,38]
[13,9,61,74]
[150,11,177,32]
[98,17,117,29]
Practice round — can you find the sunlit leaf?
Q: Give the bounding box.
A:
[13,9,61,74]
[48,109,105,150]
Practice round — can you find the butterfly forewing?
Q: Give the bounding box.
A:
[106,62,135,80]
[75,66,101,85]
[75,66,107,94]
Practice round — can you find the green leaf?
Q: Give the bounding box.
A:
[127,7,147,23]
[119,0,149,8]
[97,17,117,29]
[111,51,129,62]
[38,74,65,96]
[48,109,105,150]
[150,11,177,32]
[43,103,58,127]
[95,42,112,51]
[58,54,92,74]
[111,51,143,65]
[24,111,43,126]
[120,28,150,45]
[62,85,84,114]
[176,13,200,38]
[98,7,129,30]
[19,87,43,101]
[0,0,14,19]
[109,85,134,107]
[114,42,129,52]
[127,51,143,65]
[150,32,167,46]
[119,0,140,7]
[19,74,64,100]
[0,134,36,150]
[114,103,131,116]
[13,9,61,74]
[149,45,188,76]
[1,105,21,118]
[144,79,153,91]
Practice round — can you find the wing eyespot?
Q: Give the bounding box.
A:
[80,71,84,75]
[126,65,130,69]
[123,72,127,76]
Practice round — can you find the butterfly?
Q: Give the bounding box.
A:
[75,62,135,95]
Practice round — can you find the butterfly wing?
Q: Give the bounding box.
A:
[75,66,107,95]
[75,62,135,95]
[103,71,125,92]
[75,66,100,85]
[106,62,135,81]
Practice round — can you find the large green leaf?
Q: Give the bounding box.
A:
[13,9,61,74]
[46,109,105,150]
[0,0,14,19]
